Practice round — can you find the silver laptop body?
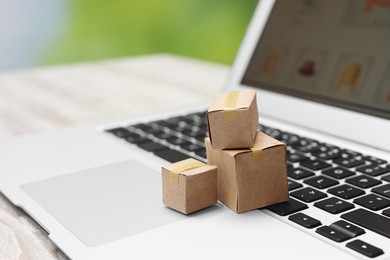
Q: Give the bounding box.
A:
[1,0,390,259]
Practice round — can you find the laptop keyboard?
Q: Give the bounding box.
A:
[105,110,390,258]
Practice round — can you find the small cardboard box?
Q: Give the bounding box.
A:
[207,89,258,149]
[205,131,288,213]
[162,158,217,215]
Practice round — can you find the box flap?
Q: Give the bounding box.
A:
[219,131,284,157]
[162,158,215,176]
[208,89,256,113]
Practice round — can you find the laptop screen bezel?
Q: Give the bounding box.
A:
[226,0,390,152]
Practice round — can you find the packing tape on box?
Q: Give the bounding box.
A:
[224,91,239,121]
[250,143,263,162]
[170,160,206,184]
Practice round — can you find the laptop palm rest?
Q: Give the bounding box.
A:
[21,160,207,247]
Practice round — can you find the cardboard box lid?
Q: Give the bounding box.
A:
[162,158,216,176]
[208,89,256,113]
[218,131,284,157]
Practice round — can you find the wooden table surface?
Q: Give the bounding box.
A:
[0,54,228,259]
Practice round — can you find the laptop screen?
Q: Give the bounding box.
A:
[242,0,390,119]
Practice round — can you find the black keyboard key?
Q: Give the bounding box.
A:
[304,176,339,189]
[168,138,191,146]
[288,167,314,180]
[346,239,384,258]
[264,128,282,140]
[354,194,390,211]
[330,220,365,237]
[280,132,300,146]
[372,184,390,199]
[346,175,382,189]
[312,148,342,160]
[322,167,355,179]
[300,159,331,171]
[291,187,327,202]
[357,164,390,177]
[288,213,321,229]
[364,155,387,165]
[342,208,390,238]
[154,132,176,141]
[131,123,153,132]
[286,152,309,163]
[138,142,169,152]
[333,157,365,168]
[316,226,352,242]
[195,150,207,159]
[383,208,390,217]
[125,135,151,144]
[295,141,321,153]
[180,143,204,152]
[266,198,308,216]
[106,127,134,138]
[154,149,190,163]
[288,179,303,191]
[382,174,390,182]
[314,197,354,214]
[328,184,365,199]
[341,149,362,159]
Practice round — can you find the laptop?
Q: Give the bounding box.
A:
[1,0,390,259]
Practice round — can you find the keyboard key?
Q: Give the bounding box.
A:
[304,176,339,189]
[131,123,153,132]
[154,132,176,141]
[328,184,365,199]
[354,194,390,211]
[357,164,390,177]
[341,149,362,159]
[383,208,390,217]
[314,197,354,214]
[195,150,207,159]
[346,239,384,258]
[180,143,204,152]
[312,148,342,160]
[330,220,365,237]
[264,128,282,140]
[295,141,321,153]
[300,159,331,171]
[138,142,169,152]
[286,151,309,163]
[167,138,191,146]
[382,174,390,182]
[342,208,390,238]
[125,135,151,144]
[288,179,303,191]
[372,184,390,199]
[345,175,381,189]
[291,187,327,202]
[316,226,352,242]
[333,157,365,168]
[288,213,321,229]
[106,127,135,138]
[288,167,314,180]
[322,167,355,179]
[364,155,387,165]
[153,149,190,163]
[280,132,300,146]
[266,198,308,216]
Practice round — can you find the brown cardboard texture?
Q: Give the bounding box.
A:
[205,131,288,213]
[162,158,217,215]
[207,89,258,149]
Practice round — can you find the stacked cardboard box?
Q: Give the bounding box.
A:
[162,89,288,215]
[206,89,289,213]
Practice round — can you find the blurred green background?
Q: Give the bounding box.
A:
[43,0,259,66]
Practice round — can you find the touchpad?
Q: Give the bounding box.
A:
[22,160,189,247]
